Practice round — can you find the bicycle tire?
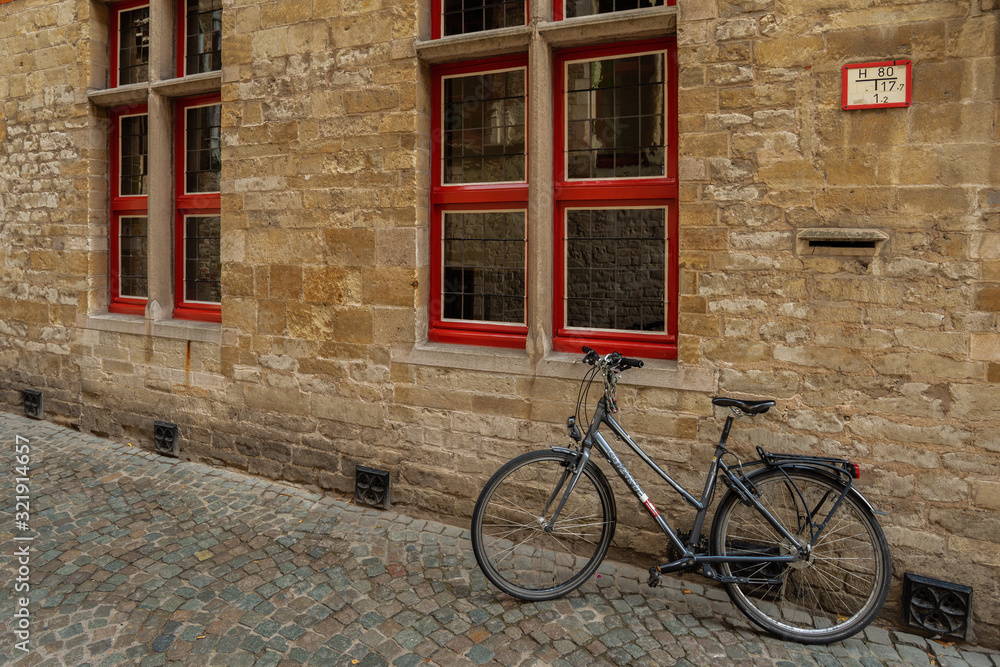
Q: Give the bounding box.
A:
[471,449,617,601]
[709,467,891,644]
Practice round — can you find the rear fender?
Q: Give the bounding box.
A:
[745,462,882,517]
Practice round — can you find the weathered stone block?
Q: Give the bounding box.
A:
[268,265,303,301]
[325,228,376,266]
[975,285,1000,311]
[950,383,1000,420]
[303,266,351,305]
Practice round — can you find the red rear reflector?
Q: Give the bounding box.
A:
[849,462,861,479]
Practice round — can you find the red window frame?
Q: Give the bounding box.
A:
[109,0,150,88]
[109,104,149,315]
[429,56,529,349]
[431,0,529,40]
[553,38,678,359]
[174,94,222,323]
[553,0,675,22]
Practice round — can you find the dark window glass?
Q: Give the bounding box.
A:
[565,53,665,179]
[185,215,221,303]
[118,5,150,85]
[443,69,526,184]
[443,0,525,36]
[565,208,665,331]
[564,0,661,19]
[120,114,148,196]
[185,104,221,193]
[119,216,148,298]
[442,211,525,324]
[185,0,222,75]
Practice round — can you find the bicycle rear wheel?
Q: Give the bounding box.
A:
[471,449,616,601]
[710,468,891,644]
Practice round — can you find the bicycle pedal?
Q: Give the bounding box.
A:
[647,567,662,588]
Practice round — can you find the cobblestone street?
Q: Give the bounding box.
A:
[2,411,999,667]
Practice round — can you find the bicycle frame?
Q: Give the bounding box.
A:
[549,395,855,583]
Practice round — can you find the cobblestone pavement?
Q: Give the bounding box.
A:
[2,412,999,667]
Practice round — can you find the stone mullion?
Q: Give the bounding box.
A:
[149,0,176,83]
[146,91,175,321]
[525,32,554,361]
[146,0,176,321]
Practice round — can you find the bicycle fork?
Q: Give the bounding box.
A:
[541,447,593,532]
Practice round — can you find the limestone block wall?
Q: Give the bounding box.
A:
[0,0,94,420]
[676,0,1000,640]
[1,0,999,645]
[209,0,423,494]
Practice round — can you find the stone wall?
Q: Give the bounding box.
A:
[0,0,94,421]
[1,0,999,645]
[676,0,1000,640]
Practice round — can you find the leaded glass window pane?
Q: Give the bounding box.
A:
[443,0,525,36]
[565,208,665,331]
[565,53,665,179]
[119,216,148,298]
[185,0,222,75]
[565,0,662,19]
[184,215,221,303]
[443,69,526,184]
[185,104,221,194]
[120,114,148,196]
[442,211,526,324]
[118,5,150,85]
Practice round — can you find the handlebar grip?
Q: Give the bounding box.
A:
[620,357,644,369]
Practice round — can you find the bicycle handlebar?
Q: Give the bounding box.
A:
[618,355,644,370]
[581,347,644,370]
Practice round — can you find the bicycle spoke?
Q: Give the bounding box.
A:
[472,452,614,600]
[712,469,890,643]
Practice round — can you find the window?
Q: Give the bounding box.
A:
[178,0,222,76]
[553,40,677,357]
[109,105,149,315]
[174,95,222,322]
[555,0,672,21]
[96,0,223,324]
[430,58,529,348]
[434,0,527,38]
[110,0,150,87]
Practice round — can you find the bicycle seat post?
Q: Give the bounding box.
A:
[717,414,736,454]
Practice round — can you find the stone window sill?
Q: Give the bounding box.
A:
[88,82,149,108]
[85,313,221,344]
[87,71,222,108]
[393,341,711,391]
[151,71,223,98]
[538,6,678,48]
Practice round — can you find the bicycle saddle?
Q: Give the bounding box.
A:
[712,397,776,415]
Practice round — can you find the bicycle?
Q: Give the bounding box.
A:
[470,347,892,644]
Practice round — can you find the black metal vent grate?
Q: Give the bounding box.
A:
[153,421,179,457]
[355,466,390,509]
[902,573,973,639]
[23,390,42,419]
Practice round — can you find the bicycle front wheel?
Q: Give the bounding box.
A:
[710,468,891,644]
[471,449,616,601]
